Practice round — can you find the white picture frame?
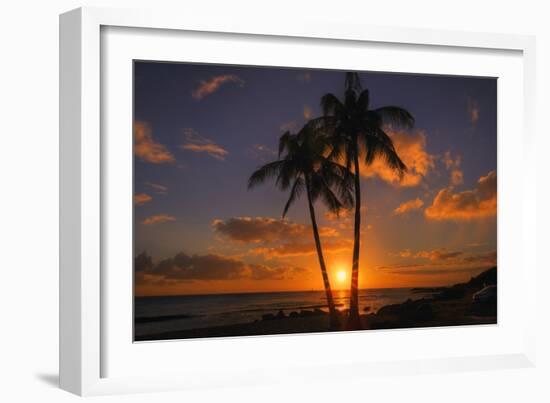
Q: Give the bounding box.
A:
[59,6,537,396]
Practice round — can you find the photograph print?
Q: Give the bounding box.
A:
[133,62,497,341]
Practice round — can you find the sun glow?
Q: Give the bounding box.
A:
[336,270,347,283]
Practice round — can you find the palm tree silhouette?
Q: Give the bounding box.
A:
[318,72,414,329]
[248,124,354,329]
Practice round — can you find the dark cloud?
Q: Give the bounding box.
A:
[212,216,344,258]
[377,249,496,275]
[212,216,338,244]
[134,251,308,284]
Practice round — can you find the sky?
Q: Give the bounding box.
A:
[133,61,497,297]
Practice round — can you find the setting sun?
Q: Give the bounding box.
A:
[336,270,347,283]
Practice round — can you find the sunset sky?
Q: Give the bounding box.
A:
[133,62,497,296]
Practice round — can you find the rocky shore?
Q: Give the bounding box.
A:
[135,267,497,341]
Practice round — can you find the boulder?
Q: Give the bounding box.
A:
[414,303,433,321]
[262,313,276,321]
[275,310,286,319]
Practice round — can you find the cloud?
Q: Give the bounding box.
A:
[145,182,168,194]
[212,216,338,243]
[393,198,424,215]
[463,250,497,264]
[414,248,464,261]
[392,247,463,261]
[324,205,366,230]
[468,97,480,126]
[135,251,154,272]
[212,216,347,258]
[397,249,412,258]
[134,193,152,206]
[378,249,496,275]
[192,74,244,99]
[180,128,228,160]
[297,72,312,82]
[441,151,464,186]
[142,214,176,225]
[250,143,277,160]
[134,121,175,164]
[303,106,313,120]
[251,239,352,258]
[450,169,464,186]
[425,170,496,220]
[135,251,307,283]
[361,129,435,187]
[441,151,461,170]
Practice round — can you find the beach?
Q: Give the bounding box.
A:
[135,267,497,341]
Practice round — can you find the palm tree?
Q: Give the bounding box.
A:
[248,125,354,329]
[319,72,414,329]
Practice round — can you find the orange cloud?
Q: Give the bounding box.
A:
[297,72,312,82]
[468,97,480,126]
[393,198,424,215]
[450,169,464,185]
[361,129,434,187]
[414,248,463,261]
[134,193,152,206]
[142,214,176,225]
[145,182,168,194]
[180,128,228,160]
[303,106,313,120]
[192,75,244,100]
[425,170,497,220]
[441,151,463,185]
[134,121,175,164]
[251,239,352,258]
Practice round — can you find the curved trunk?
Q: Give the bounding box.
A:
[347,145,363,330]
[305,175,339,328]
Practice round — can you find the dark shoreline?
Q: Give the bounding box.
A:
[135,267,497,342]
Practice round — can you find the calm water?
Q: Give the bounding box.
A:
[134,288,434,338]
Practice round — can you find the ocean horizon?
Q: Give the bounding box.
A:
[134,287,436,339]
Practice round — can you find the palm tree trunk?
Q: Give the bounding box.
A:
[305,176,339,329]
[347,148,363,330]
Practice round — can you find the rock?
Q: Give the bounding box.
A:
[262,313,276,321]
[376,304,401,317]
[414,303,433,321]
[276,310,286,319]
[313,308,326,316]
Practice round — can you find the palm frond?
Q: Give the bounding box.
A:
[321,93,344,117]
[282,177,305,217]
[275,160,297,190]
[357,89,370,111]
[320,161,355,209]
[247,160,285,189]
[361,128,407,177]
[318,178,345,215]
[373,106,415,129]
[278,131,292,158]
[344,72,362,93]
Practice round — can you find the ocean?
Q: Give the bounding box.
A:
[134,288,435,339]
